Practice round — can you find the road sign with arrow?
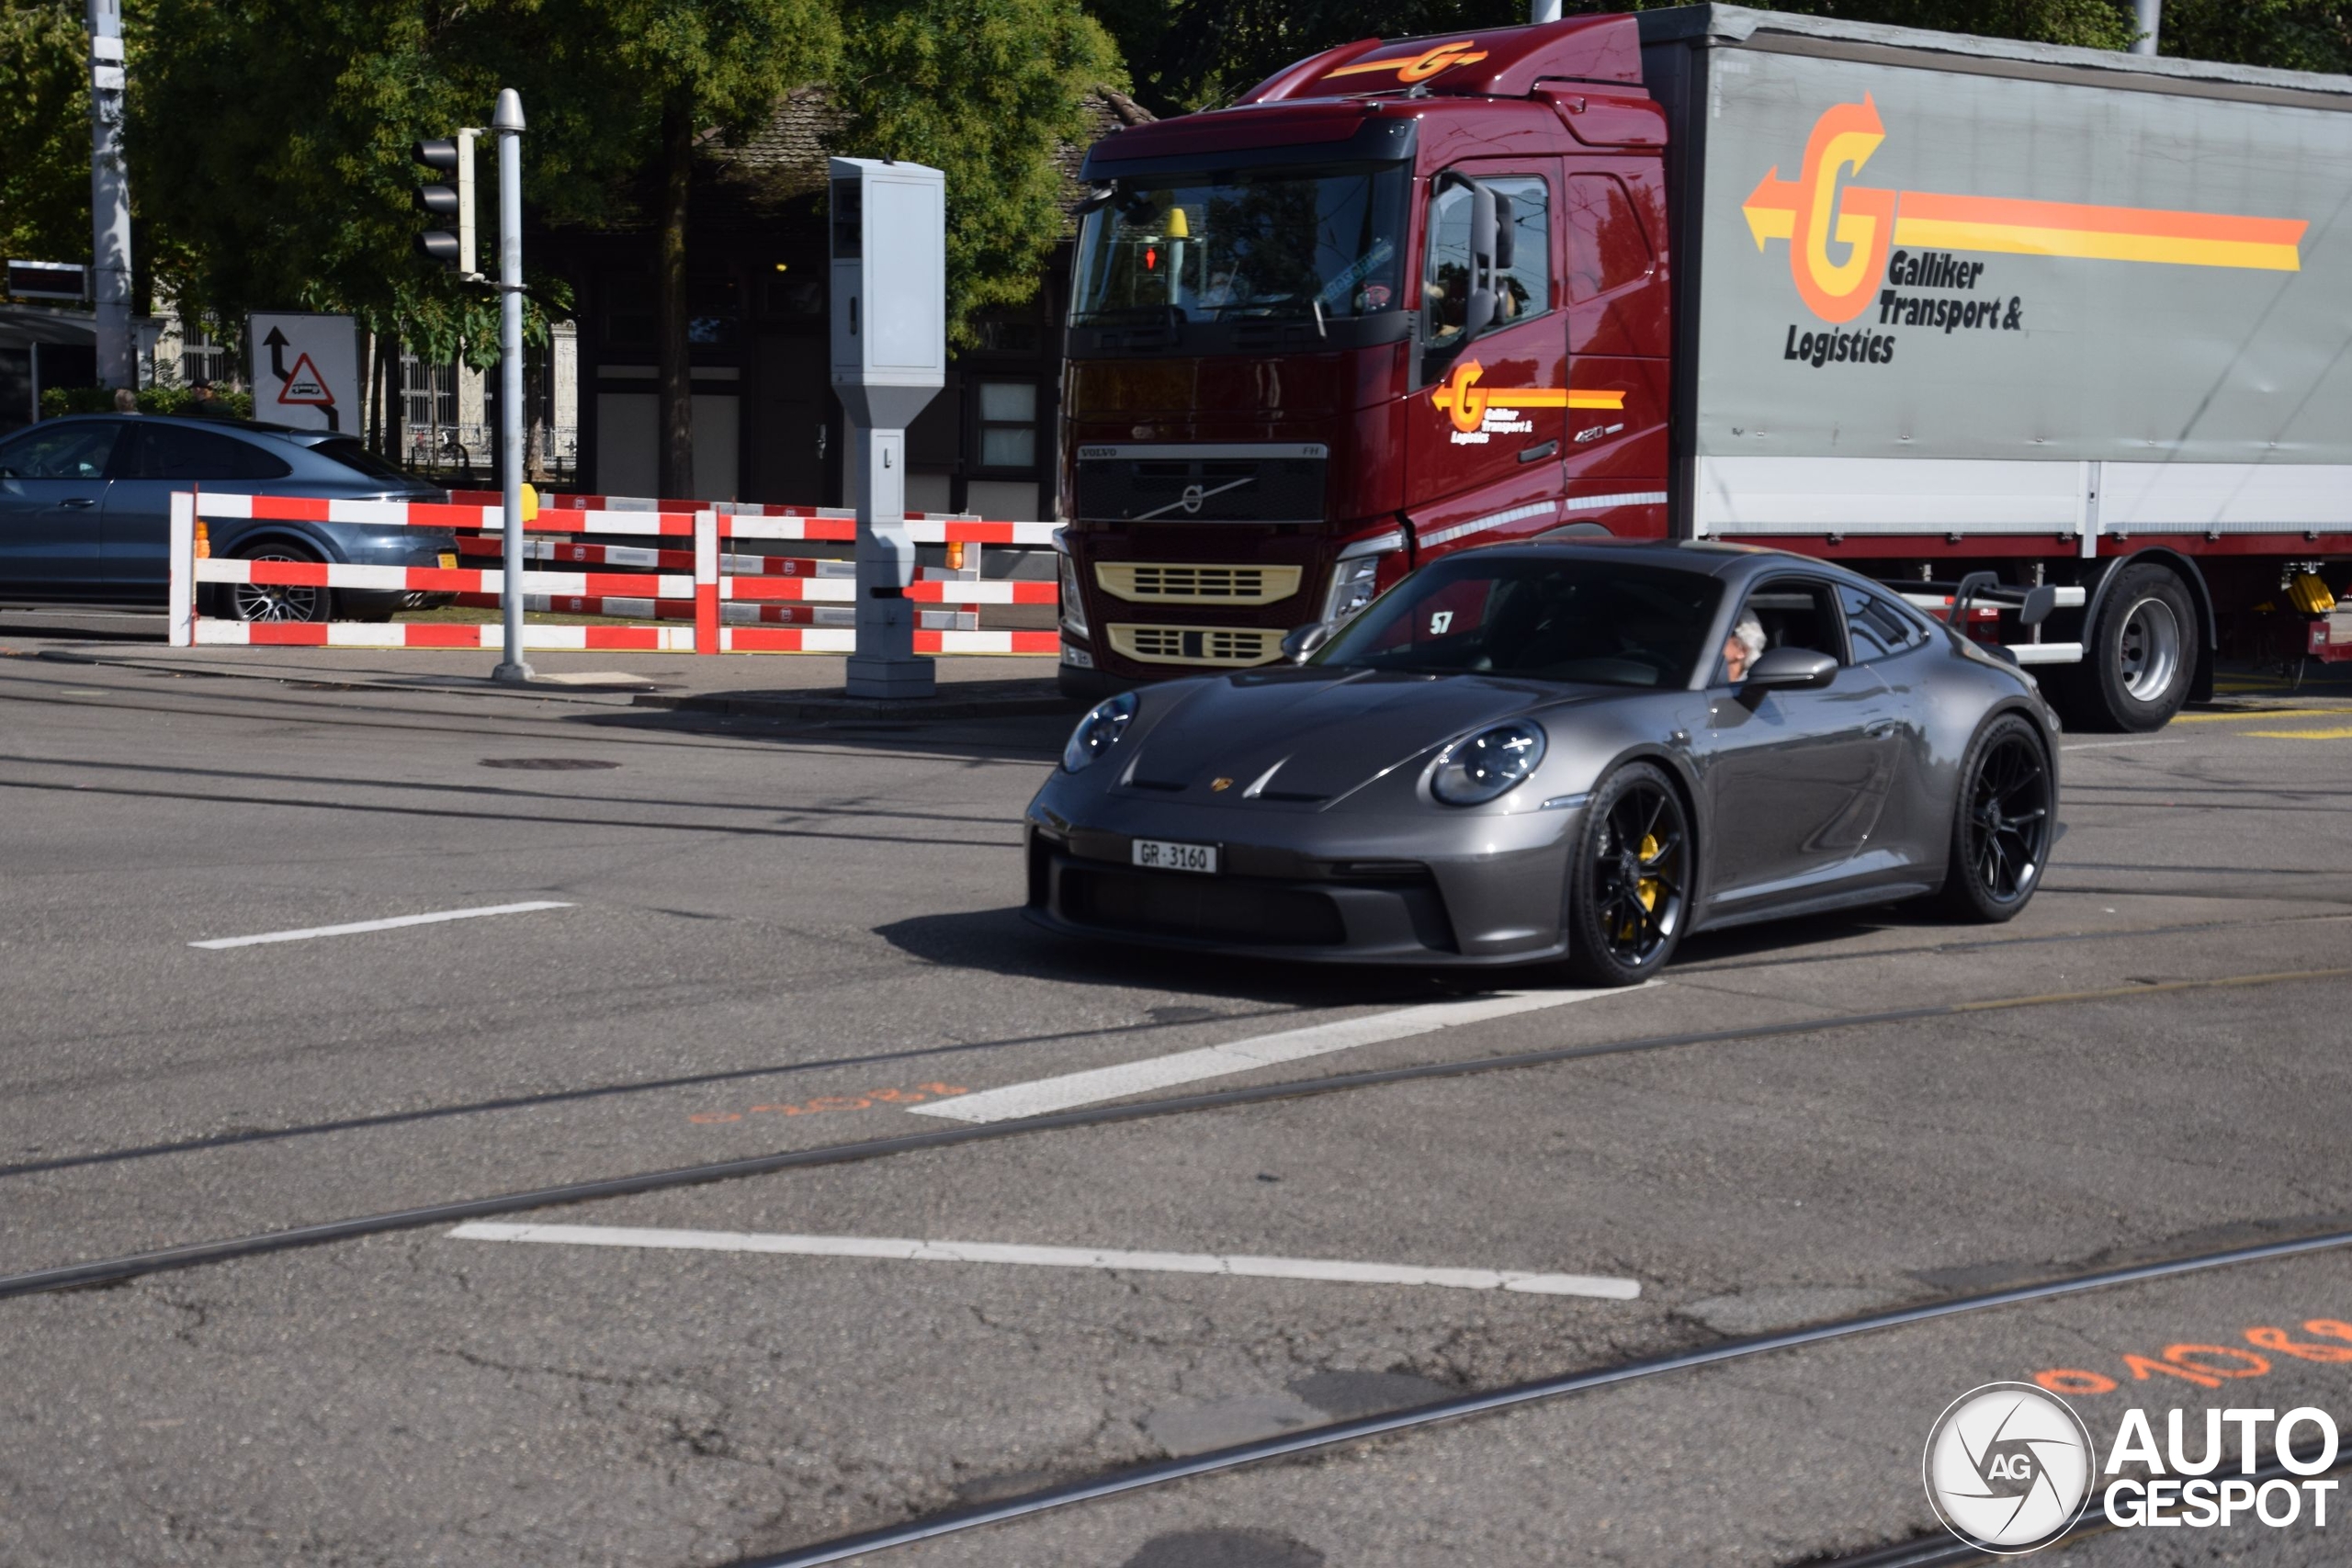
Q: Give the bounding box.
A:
[246,312,359,434]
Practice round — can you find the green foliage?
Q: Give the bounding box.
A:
[2160,0,2351,73]
[0,0,92,265]
[834,0,1125,342]
[123,0,597,362]
[41,383,255,417]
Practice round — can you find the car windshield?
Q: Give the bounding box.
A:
[1315,557,1724,688]
[1069,164,1408,325]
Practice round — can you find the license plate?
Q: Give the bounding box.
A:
[1132,838,1217,874]
[437,552,458,569]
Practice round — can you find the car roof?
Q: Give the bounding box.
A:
[36,412,331,446]
[1464,536,1890,592]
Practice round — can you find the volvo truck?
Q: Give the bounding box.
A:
[1053,5,2352,729]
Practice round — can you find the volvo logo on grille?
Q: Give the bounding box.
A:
[1181,483,1204,513]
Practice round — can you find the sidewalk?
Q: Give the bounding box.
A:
[2,610,1080,723]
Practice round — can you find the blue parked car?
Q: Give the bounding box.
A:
[0,413,457,622]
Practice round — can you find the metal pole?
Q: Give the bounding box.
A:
[491,88,531,683]
[85,0,133,388]
[2131,0,2160,55]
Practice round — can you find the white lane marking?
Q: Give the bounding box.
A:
[2062,738,2187,752]
[908,987,1631,1125]
[448,1222,1640,1299]
[188,900,573,950]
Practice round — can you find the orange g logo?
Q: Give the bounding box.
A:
[1745,95,2305,325]
[1431,360,1489,434]
[1325,39,1490,85]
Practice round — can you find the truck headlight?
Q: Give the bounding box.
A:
[1057,551,1089,638]
[1323,553,1382,624]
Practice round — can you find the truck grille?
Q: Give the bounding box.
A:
[1096,563,1303,606]
[1107,624,1283,667]
[1073,447,1327,525]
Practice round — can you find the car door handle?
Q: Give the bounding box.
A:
[61,497,96,509]
[1864,718,1902,738]
[1517,439,1558,464]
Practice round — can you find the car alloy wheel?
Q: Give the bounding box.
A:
[1569,766,1689,984]
[231,548,329,623]
[1961,726,2050,908]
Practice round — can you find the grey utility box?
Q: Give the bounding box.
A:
[829,158,945,430]
[828,157,946,698]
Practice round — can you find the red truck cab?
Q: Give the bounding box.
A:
[1057,16,1671,696]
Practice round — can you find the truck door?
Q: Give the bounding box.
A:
[1405,162,1566,558]
[1560,164,1669,536]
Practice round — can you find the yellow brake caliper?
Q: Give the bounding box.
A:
[1617,832,1664,942]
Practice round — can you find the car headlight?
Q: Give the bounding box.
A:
[1322,553,1383,624]
[1062,691,1136,773]
[1429,721,1546,807]
[1057,550,1089,638]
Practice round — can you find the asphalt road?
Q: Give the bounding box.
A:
[1,633,2348,1568]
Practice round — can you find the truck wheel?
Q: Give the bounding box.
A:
[2061,563,2197,732]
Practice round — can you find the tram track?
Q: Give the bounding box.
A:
[2,961,2342,1303]
[718,1222,2352,1567]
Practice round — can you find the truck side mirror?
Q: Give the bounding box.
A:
[1491,189,1515,271]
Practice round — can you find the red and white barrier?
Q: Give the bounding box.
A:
[166,490,1062,658]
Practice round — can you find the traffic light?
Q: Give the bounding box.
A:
[413,132,477,275]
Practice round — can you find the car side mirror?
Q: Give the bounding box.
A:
[1282,622,1332,663]
[1741,647,1837,692]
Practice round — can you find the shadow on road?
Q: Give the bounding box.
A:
[880,904,1578,1008]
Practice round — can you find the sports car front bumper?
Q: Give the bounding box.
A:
[1023,800,1577,966]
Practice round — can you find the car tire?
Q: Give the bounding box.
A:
[2054,563,2196,732]
[1562,761,1690,987]
[220,543,334,624]
[1935,712,2053,924]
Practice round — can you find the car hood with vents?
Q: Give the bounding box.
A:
[1113,667,1606,808]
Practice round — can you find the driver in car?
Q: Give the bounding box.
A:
[1721,612,1767,682]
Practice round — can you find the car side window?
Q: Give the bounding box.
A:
[1838,583,1928,661]
[128,423,293,481]
[0,423,121,480]
[1719,578,1844,683]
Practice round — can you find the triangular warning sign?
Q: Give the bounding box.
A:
[277,352,334,406]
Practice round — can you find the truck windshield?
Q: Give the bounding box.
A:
[1070,164,1407,326]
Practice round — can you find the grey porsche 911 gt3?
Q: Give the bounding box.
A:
[1023,541,2062,987]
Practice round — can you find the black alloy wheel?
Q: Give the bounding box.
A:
[230,546,331,624]
[1564,761,1690,987]
[1938,714,2052,922]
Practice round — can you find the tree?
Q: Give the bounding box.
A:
[833,0,1125,344]
[0,0,95,268]
[542,0,839,497]
[2159,0,2351,73]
